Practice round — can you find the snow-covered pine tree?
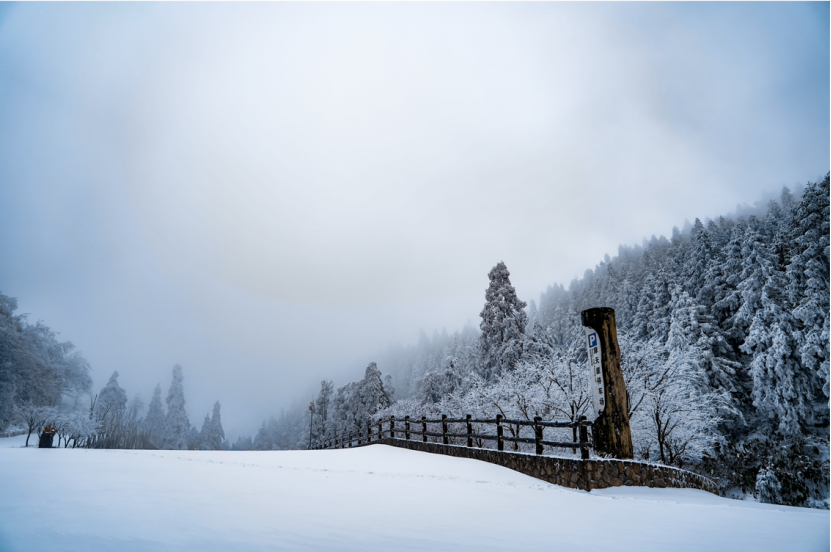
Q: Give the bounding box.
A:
[313,380,334,442]
[162,365,191,450]
[126,393,144,424]
[684,218,716,301]
[144,384,165,445]
[96,371,128,414]
[710,222,746,346]
[359,362,392,422]
[786,174,830,401]
[667,283,744,411]
[197,413,211,450]
[632,269,658,339]
[648,268,673,341]
[526,300,538,331]
[202,401,225,450]
[523,320,554,363]
[756,467,783,504]
[734,218,771,336]
[742,243,818,435]
[479,261,528,379]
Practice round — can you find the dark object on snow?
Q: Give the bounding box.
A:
[39,425,57,448]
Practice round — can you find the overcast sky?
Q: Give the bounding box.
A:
[0,2,828,439]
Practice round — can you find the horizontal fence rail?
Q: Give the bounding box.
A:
[314,414,593,459]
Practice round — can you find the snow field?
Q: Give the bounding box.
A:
[0,435,827,552]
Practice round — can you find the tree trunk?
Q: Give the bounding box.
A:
[581,307,634,459]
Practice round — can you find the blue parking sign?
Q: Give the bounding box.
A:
[583,326,605,417]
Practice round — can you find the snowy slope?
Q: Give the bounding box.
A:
[0,435,827,552]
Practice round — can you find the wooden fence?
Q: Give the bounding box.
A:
[315,414,593,460]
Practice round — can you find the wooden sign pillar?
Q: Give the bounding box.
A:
[581,307,633,459]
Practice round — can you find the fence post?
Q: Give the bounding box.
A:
[534,416,543,455]
[405,416,410,440]
[441,414,448,445]
[513,423,519,452]
[422,416,427,443]
[579,416,589,460]
[390,416,395,440]
[496,414,504,451]
[466,414,472,448]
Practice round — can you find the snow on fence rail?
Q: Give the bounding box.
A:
[315,414,593,460]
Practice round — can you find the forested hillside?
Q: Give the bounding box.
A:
[258,175,829,508]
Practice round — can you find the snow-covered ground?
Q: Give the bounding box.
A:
[0,435,827,551]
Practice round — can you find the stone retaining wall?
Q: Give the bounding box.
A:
[367,438,719,495]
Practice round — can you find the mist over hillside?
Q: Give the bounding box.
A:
[254,176,829,508]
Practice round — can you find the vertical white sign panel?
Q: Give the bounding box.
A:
[583,326,606,418]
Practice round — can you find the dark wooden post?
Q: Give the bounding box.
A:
[421,416,427,443]
[581,307,633,459]
[579,416,590,460]
[405,416,410,440]
[390,416,395,439]
[496,414,504,451]
[441,414,448,445]
[466,414,472,448]
[534,416,543,455]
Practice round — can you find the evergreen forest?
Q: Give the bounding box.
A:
[257,175,829,508]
